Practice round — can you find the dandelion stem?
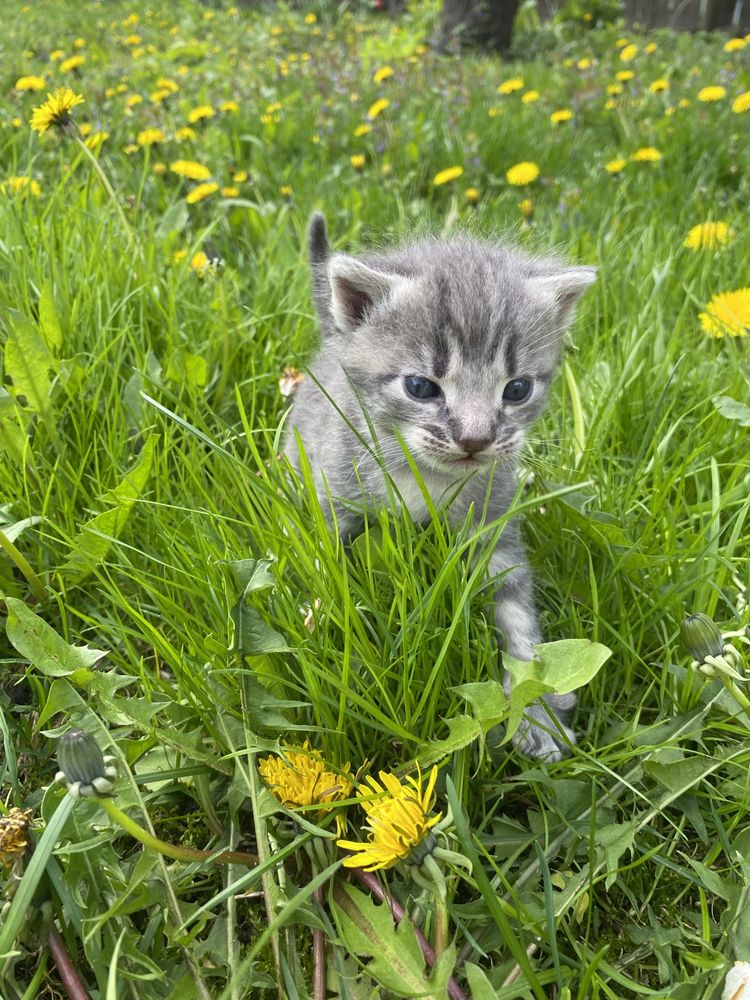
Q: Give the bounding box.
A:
[47,925,91,1000]
[97,798,258,866]
[312,886,327,1000]
[74,135,134,245]
[563,360,586,465]
[723,678,750,712]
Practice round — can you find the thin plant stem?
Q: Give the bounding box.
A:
[47,925,91,1000]
[313,886,327,1000]
[73,135,134,245]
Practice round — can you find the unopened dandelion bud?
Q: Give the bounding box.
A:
[680,614,724,663]
[56,729,117,798]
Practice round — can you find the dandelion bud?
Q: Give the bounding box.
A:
[56,729,117,798]
[680,613,724,663]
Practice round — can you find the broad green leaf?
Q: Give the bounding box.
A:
[596,822,637,890]
[712,395,750,427]
[36,678,88,729]
[464,962,498,1000]
[166,350,209,389]
[229,558,277,593]
[230,603,290,656]
[64,434,158,582]
[5,597,108,678]
[504,639,612,695]
[0,390,32,465]
[643,755,716,794]
[332,882,444,999]
[504,679,553,744]
[39,280,63,351]
[0,513,42,544]
[3,309,56,416]
[156,199,189,239]
[453,679,507,733]
[414,714,481,770]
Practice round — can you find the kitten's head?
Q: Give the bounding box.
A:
[322,236,595,475]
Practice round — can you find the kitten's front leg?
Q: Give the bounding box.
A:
[490,544,576,761]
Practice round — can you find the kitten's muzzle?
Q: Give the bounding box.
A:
[453,434,494,457]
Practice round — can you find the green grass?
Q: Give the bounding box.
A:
[1,1,749,997]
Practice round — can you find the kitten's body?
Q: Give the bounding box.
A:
[286,215,595,760]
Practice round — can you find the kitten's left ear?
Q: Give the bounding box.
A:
[526,266,597,326]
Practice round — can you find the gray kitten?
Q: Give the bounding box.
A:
[285,214,596,760]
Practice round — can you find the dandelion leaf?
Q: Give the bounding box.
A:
[504,639,612,695]
[415,714,482,770]
[332,882,445,999]
[596,821,637,889]
[39,280,63,351]
[64,434,158,583]
[3,309,56,416]
[5,598,108,679]
[463,963,498,1000]
[0,390,32,466]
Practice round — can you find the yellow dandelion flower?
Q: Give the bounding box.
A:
[465,187,479,203]
[577,58,593,69]
[74,38,85,49]
[699,289,750,338]
[645,42,657,53]
[684,222,734,251]
[620,44,637,61]
[157,77,179,93]
[50,49,65,61]
[698,86,726,102]
[616,70,635,82]
[433,165,463,186]
[280,184,293,198]
[649,79,669,93]
[550,108,573,124]
[604,99,617,110]
[233,169,248,182]
[0,176,42,198]
[607,84,624,95]
[84,131,108,150]
[305,12,317,23]
[498,77,524,95]
[506,161,540,185]
[30,87,84,135]
[188,105,214,123]
[337,766,441,872]
[175,126,196,141]
[170,159,211,181]
[354,123,372,137]
[137,127,165,146]
[150,89,172,103]
[60,55,85,73]
[0,808,33,869]
[190,251,209,274]
[259,742,353,811]
[124,34,142,45]
[724,38,745,52]
[373,65,394,83]
[15,75,46,92]
[615,38,629,48]
[632,147,661,162]
[367,98,389,120]
[186,182,218,204]
[152,163,166,174]
[122,144,138,155]
[679,98,691,109]
[605,158,627,174]
[220,100,239,113]
[350,154,365,170]
[125,94,143,109]
[221,186,239,197]
[732,92,750,113]
[522,89,540,103]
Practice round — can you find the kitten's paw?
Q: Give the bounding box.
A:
[511,694,577,762]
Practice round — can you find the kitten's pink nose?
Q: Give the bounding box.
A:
[455,435,492,456]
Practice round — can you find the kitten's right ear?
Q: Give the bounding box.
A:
[328,256,405,333]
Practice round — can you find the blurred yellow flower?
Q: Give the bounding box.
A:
[433,165,463,185]
[123,34,141,45]
[60,55,85,73]
[221,186,239,197]
[724,38,745,52]
[506,161,540,185]
[498,77,524,94]
[259,742,353,811]
[607,84,623,95]
[518,197,533,217]
[604,99,617,110]
[577,58,592,69]
[50,49,64,61]
[649,79,669,93]
[373,65,394,83]
[15,75,46,91]
[522,90,540,103]
[620,44,637,61]
[616,70,635,82]
[150,89,172,103]
[731,92,750,113]
[350,154,365,170]
[170,159,211,180]
[698,86,726,102]
[354,123,372,137]
[233,169,248,182]
[632,147,661,162]
[30,87,84,135]
[367,98,389,119]
[152,163,166,174]
[137,128,165,146]
[615,38,629,48]
[157,77,179,93]
[84,131,108,150]
[220,101,239,112]
[305,12,317,23]
[186,182,218,204]
[188,105,214,123]
[280,184,293,198]
[699,289,750,338]
[679,98,691,108]
[337,766,440,872]
[465,187,479,203]
[125,94,143,109]
[605,158,627,174]
[645,42,657,53]
[550,109,573,123]
[1,176,42,197]
[175,126,196,141]
[684,222,734,251]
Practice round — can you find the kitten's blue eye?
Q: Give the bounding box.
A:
[404,375,442,400]
[502,377,532,403]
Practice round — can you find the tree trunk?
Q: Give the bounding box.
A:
[442,0,522,51]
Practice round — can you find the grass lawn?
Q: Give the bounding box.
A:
[1,1,749,997]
